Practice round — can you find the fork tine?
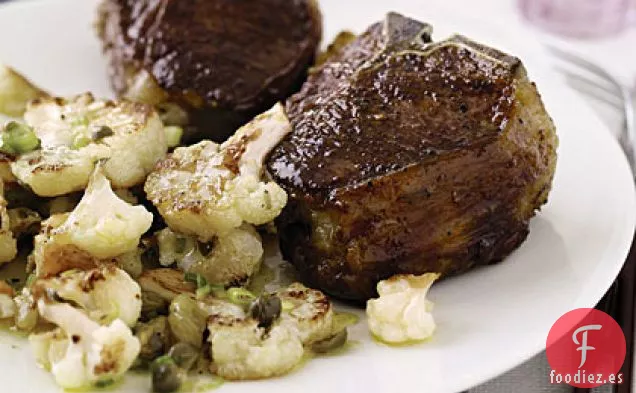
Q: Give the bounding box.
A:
[547,45,623,92]
[556,67,623,109]
[547,45,636,172]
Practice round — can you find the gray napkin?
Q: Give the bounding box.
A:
[470,352,573,393]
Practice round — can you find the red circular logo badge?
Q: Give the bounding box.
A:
[546,308,626,388]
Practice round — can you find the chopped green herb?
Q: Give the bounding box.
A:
[25,273,36,288]
[184,272,207,289]
[184,272,224,299]
[195,286,212,299]
[152,355,176,367]
[226,287,256,307]
[72,134,91,149]
[70,115,89,128]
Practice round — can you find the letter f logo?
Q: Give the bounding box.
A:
[572,324,602,368]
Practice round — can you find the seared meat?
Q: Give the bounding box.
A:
[267,13,558,301]
[97,0,322,142]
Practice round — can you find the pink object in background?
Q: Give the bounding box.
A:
[518,0,630,38]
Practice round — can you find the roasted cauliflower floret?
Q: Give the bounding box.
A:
[203,283,346,380]
[12,147,100,197]
[33,167,153,274]
[11,93,167,196]
[0,281,15,319]
[33,213,99,278]
[0,153,16,184]
[208,316,304,380]
[30,301,140,389]
[145,104,289,240]
[157,225,263,286]
[137,280,346,381]
[33,266,142,327]
[366,273,439,344]
[276,283,335,346]
[13,287,38,331]
[205,293,304,380]
[32,170,153,277]
[0,180,17,265]
[0,63,46,117]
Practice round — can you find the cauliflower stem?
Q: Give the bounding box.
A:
[32,301,140,389]
[11,93,167,196]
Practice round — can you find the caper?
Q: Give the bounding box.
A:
[249,294,282,328]
[310,329,348,354]
[151,358,182,393]
[147,332,167,360]
[92,125,114,141]
[197,240,215,257]
[168,342,199,371]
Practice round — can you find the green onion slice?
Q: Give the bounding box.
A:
[226,287,256,306]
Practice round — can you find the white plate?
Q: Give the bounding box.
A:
[0,0,634,392]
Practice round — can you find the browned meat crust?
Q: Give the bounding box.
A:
[267,13,558,301]
[98,0,322,142]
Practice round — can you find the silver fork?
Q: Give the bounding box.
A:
[547,45,636,174]
[547,46,636,393]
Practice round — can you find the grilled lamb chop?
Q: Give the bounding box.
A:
[97,0,322,142]
[267,13,558,301]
